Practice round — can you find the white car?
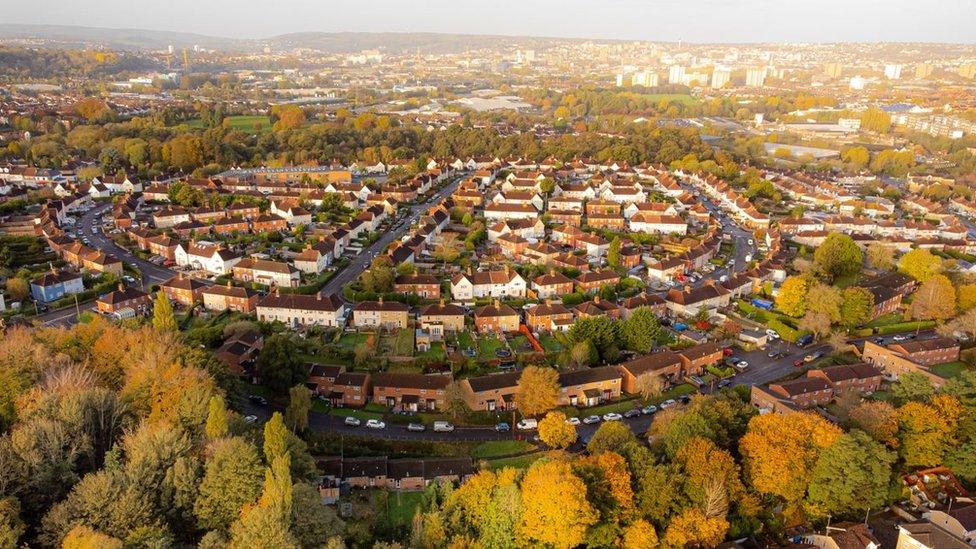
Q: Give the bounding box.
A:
[564,416,581,426]
[736,361,749,369]
[243,415,258,424]
[765,329,780,339]
[582,415,601,424]
[344,416,361,427]
[366,419,386,430]
[659,399,677,409]
[602,412,623,422]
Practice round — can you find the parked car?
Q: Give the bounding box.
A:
[794,359,804,367]
[623,408,641,419]
[344,416,361,427]
[582,415,601,425]
[718,379,733,388]
[433,421,455,432]
[659,399,677,409]
[243,415,257,424]
[366,419,386,430]
[765,329,780,339]
[796,334,814,347]
[406,423,426,432]
[642,404,658,415]
[247,394,267,406]
[565,416,581,426]
[602,412,623,422]
[736,361,749,369]
[892,334,911,342]
[495,422,511,432]
[516,418,538,431]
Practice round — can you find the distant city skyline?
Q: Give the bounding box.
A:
[6,0,976,44]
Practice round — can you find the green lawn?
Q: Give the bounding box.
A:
[455,330,475,351]
[539,334,564,353]
[417,342,447,360]
[867,313,903,328]
[486,453,544,471]
[470,440,534,459]
[930,361,968,379]
[477,335,506,359]
[323,407,384,421]
[375,490,424,526]
[393,329,415,356]
[337,332,370,349]
[185,115,271,133]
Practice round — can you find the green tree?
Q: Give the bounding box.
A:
[194,437,264,530]
[898,248,942,282]
[805,430,895,518]
[152,291,178,332]
[229,455,297,549]
[840,287,875,329]
[285,385,311,433]
[263,412,289,463]
[607,237,622,269]
[255,335,306,395]
[813,233,862,282]
[620,307,663,353]
[806,282,843,324]
[891,371,935,405]
[588,421,636,455]
[291,482,344,547]
[205,395,228,440]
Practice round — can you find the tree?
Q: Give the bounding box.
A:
[514,366,559,417]
[205,395,228,440]
[73,98,113,122]
[622,519,658,549]
[798,311,832,339]
[291,482,344,548]
[813,233,862,282]
[152,291,177,332]
[255,335,306,395]
[910,274,956,322]
[442,381,470,420]
[899,248,942,282]
[263,412,289,463]
[538,411,577,449]
[806,282,842,323]
[607,236,622,268]
[194,437,264,530]
[850,401,899,446]
[5,278,28,302]
[570,340,595,368]
[840,287,875,329]
[661,508,728,548]
[634,371,665,401]
[229,455,297,549]
[0,497,24,549]
[891,371,935,405]
[270,105,305,132]
[285,385,311,433]
[518,460,597,549]
[588,421,636,455]
[898,401,952,467]
[946,441,976,485]
[62,525,123,549]
[958,284,976,311]
[620,307,663,353]
[740,412,841,507]
[841,146,870,170]
[805,430,895,518]
[568,316,620,362]
[775,276,809,317]
[866,243,895,270]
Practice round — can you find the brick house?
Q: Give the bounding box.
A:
[394,274,441,299]
[617,350,685,391]
[160,274,208,306]
[352,298,411,329]
[474,300,520,333]
[201,283,259,313]
[256,291,345,328]
[759,378,834,409]
[532,271,574,299]
[574,270,621,294]
[558,366,623,407]
[886,337,960,366]
[807,363,883,394]
[371,373,450,412]
[525,302,574,333]
[460,371,520,412]
[96,285,151,315]
[329,372,370,407]
[418,301,466,334]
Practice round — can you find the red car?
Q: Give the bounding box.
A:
[723,347,734,356]
[793,359,804,367]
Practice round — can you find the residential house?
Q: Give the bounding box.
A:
[460,371,520,412]
[160,274,208,306]
[256,291,345,328]
[394,274,441,299]
[201,283,260,313]
[418,301,466,335]
[451,269,526,301]
[233,258,300,288]
[30,269,83,303]
[532,271,574,299]
[474,300,520,333]
[96,285,151,315]
[372,373,450,412]
[352,298,410,329]
[558,366,623,407]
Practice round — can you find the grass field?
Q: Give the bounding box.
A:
[185,115,271,133]
[337,332,371,349]
[930,361,968,379]
[375,490,423,527]
[539,334,564,353]
[486,453,544,471]
[470,440,533,459]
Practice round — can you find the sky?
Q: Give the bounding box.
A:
[6,0,976,44]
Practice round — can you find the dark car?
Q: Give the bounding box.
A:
[495,422,511,432]
[247,394,268,406]
[623,408,641,418]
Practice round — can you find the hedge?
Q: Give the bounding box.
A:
[876,321,936,335]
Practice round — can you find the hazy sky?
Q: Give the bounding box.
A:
[7,0,976,43]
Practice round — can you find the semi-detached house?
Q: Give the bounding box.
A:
[256,291,345,328]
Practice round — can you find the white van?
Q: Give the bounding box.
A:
[516,418,538,431]
[433,421,455,432]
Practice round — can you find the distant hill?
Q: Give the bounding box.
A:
[0,24,591,53]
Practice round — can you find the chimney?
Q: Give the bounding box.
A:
[378,296,384,305]
[493,298,500,308]
[594,295,601,304]
[549,268,555,277]
[117,283,125,291]
[684,285,691,293]
[439,298,445,306]
[274,287,280,297]
[316,292,322,300]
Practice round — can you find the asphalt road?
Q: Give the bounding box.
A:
[78,202,175,285]
[319,175,465,299]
